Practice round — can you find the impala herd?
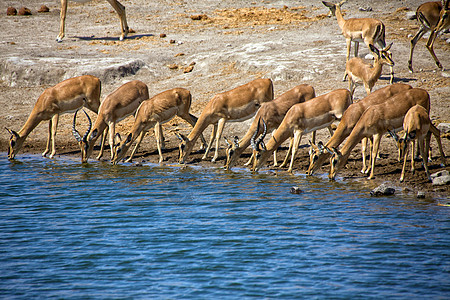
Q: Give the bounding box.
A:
[5,0,450,183]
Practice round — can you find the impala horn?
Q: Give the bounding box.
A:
[72,109,92,142]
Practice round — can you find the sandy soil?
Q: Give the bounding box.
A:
[1,0,449,199]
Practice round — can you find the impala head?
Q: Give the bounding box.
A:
[322,0,347,16]
[112,133,132,165]
[72,109,92,163]
[307,141,324,175]
[250,118,268,172]
[388,129,404,162]
[224,136,240,169]
[370,43,395,67]
[175,132,190,164]
[6,127,23,160]
[328,147,343,181]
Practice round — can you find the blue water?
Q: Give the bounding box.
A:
[0,154,449,299]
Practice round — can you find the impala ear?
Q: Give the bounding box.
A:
[388,129,399,142]
[114,133,122,145]
[369,44,380,57]
[331,147,342,157]
[384,42,393,52]
[125,133,132,144]
[309,140,320,152]
[224,136,231,147]
[5,127,19,138]
[90,129,98,141]
[175,132,188,142]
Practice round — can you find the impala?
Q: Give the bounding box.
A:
[346,43,395,96]
[177,78,274,164]
[57,0,129,42]
[73,80,149,163]
[111,88,206,164]
[322,0,394,83]
[408,0,450,72]
[327,88,431,181]
[389,105,446,182]
[251,89,352,173]
[6,75,101,160]
[224,84,316,170]
[307,83,412,176]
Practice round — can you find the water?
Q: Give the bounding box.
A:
[0,154,449,299]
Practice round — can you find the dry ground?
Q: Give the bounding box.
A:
[0,0,449,199]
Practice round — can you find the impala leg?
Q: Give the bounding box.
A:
[155,123,165,150]
[49,114,59,158]
[400,140,409,182]
[418,136,431,181]
[353,41,359,58]
[184,113,207,150]
[408,27,427,72]
[368,134,382,180]
[429,124,447,166]
[155,122,164,163]
[273,148,278,167]
[57,0,67,42]
[97,127,108,160]
[343,39,352,81]
[202,124,217,160]
[426,30,444,70]
[126,130,146,163]
[410,140,416,174]
[43,118,52,157]
[107,123,117,161]
[279,137,293,168]
[244,152,255,167]
[288,131,302,173]
[107,0,129,41]
[211,118,226,162]
[361,137,369,174]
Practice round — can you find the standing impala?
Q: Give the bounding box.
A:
[111,88,207,164]
[346,44,395,96]
[177,78,274,164]
[389,105,446,182]
[327,88,431,181]
[57,0,129,42]
[224,84,316,170]
[408,0,450,72]
[73,80,149,163]
[251,89,352,173]
[322,0,394,83]
[307,83,412,176]
[6,75,101,160]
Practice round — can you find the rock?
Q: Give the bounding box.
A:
[184,65,194,73]
[0,57,147,87]
[290,186,303,194]
[370,183,396,197]
[437,123,450,134]
[431,170,449,179]
[167,63,179,70]
[38,5,49,13]
[431,170,450,186]
[7,7,17,15]
[432,175,450,186]
[160,33,167,38]
[190,14,208,21]
[416,191,426,199]
[406,11,416,20]
[18,7,32,16]
[359,6,372,12]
